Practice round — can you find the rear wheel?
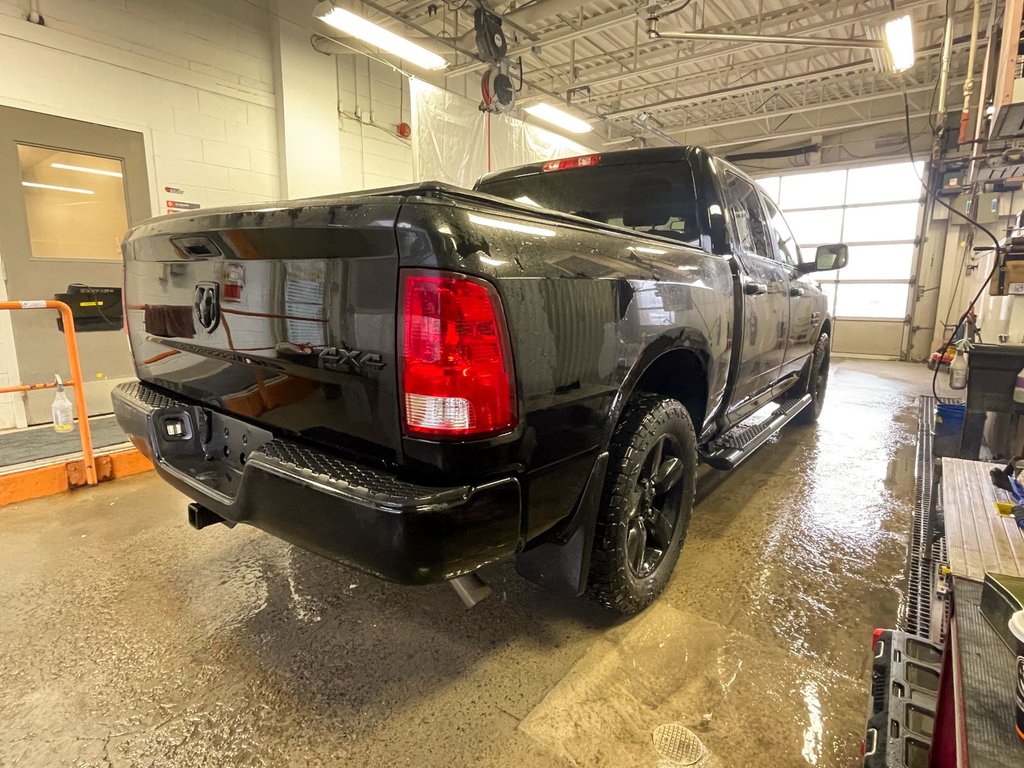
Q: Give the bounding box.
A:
[794,332,830,425]
[587,394,697,615]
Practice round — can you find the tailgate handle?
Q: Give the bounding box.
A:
[170,236,221,259]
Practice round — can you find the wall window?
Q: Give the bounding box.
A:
[757,161,923,320]
[17,144,128,261]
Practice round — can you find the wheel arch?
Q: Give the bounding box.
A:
[605,337,712,449]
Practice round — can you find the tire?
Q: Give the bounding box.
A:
[586,394,697,615]
[793,332,830,425]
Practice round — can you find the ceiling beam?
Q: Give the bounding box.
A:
[602,31,976,120]
[562,0,942,93]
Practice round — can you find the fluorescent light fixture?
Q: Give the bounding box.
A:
[882,15,915,73]
[21,181,94,195]
[514,196,541,207]
[51,162,122,178]
[314,2,446,70]
[631,246,667,255]
[523,103,593,134]
[468,213,554,237]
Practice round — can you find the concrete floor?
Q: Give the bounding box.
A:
[0,359,930,768]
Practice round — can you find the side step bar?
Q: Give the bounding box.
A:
[700,394,812,471]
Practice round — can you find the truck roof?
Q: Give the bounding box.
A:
[474,145,710,188]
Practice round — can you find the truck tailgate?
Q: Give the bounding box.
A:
[122,199,403,464]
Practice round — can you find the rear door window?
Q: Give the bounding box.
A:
[477,160,701,246]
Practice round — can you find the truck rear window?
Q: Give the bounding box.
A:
[477,160,700,246]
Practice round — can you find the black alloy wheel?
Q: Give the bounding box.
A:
[625,432,686,577]
[587,394,697,615]
[795,331,830,425]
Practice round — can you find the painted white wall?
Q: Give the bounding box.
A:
[271,10,343,198]
[336,57,414,191]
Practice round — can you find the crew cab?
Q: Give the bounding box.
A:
[112,146,846,614]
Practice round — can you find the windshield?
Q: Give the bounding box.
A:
[477,160,701,246]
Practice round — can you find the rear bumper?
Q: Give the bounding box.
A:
[112,382,522,584]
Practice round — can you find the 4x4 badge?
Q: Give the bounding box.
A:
[318,346,385,373]
[193,282,220,333]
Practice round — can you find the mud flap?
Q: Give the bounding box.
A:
[515,452,608,597]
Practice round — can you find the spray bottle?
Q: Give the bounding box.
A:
[949,339,969,390]
[51,374,74,432]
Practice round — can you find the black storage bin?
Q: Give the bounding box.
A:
[961,344,1024,459]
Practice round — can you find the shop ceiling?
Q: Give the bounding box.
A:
[358,0,983,150]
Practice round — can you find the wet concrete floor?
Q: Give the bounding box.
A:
[0,359,929,767]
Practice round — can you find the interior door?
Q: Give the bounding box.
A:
[764,196,816,375]
[721,169,790,410]
[0,106,151,424]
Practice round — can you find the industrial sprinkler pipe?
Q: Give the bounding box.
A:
[644,15,885,49]
[958,0,983,145]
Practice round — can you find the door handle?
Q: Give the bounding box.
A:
[743,282,768,296]
[789,286,805,297]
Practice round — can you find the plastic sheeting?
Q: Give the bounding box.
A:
[410,79,594,187]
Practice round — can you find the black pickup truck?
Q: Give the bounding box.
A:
[112,146,846,614]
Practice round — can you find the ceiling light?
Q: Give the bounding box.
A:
[523,103,593,134]
[21,181,94,195]
[314,2,447,70]
[51,162,123,178]
[468,213,554,237]
[882,15,915,73]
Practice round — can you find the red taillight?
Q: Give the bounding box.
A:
[400,271,517,438]
[541,154,601,172]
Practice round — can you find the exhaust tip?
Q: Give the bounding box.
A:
[448,573,492,609]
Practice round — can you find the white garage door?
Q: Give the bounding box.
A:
[758,161,924,358]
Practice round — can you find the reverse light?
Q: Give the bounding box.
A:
[524,103,593,134]
[400,272,517,438]
[541,154,601,172]
[314,2,447,71]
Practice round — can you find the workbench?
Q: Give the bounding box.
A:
[929,458,1024,766]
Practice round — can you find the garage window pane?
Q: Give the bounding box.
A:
[816,279,838,314]
[757,176,780,203]
[842,203,920,242]
[779,169,846,209]
[785,208,844,245]
[839,244,915,280]
[833,283,910,319]
[17,144,128,261]
[845,161,924,204]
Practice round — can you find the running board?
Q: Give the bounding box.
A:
[700,394,812,471]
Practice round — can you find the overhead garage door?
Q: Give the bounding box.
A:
[758,161,924,358]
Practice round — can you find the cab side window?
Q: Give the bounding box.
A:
[764,197,801,268]
[724,171,770,259]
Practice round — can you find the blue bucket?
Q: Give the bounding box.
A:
[934,403,966,458]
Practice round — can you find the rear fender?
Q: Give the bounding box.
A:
[604,333,712,449]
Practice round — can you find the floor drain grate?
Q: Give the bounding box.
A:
[651,723,708,766]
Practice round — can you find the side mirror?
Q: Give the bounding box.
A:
[800,244,848,273]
